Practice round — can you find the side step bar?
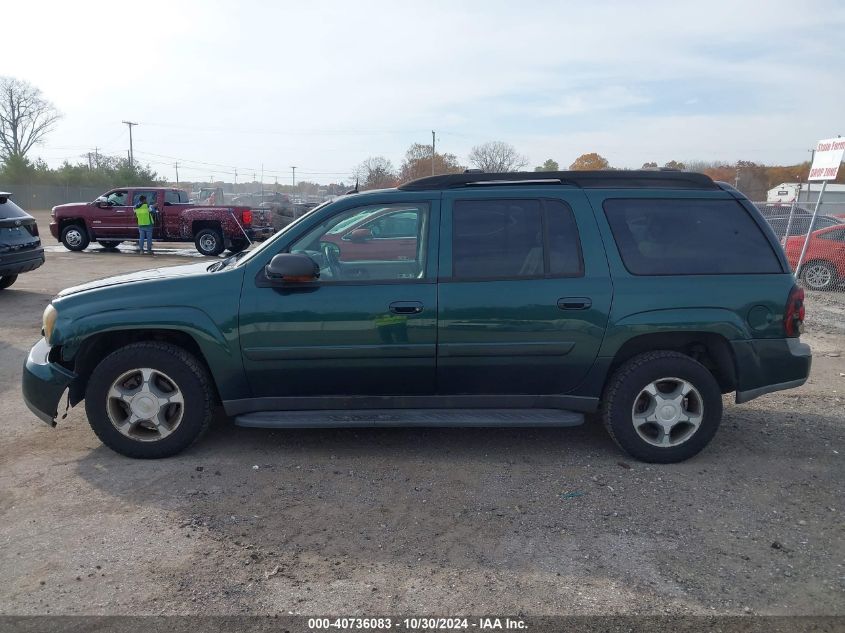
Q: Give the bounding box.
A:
[234,409,584,429]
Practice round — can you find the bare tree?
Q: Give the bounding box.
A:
[468,141,527,173]
[0,77,61,162]
[352,156,397,190]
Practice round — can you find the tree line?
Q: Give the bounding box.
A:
[352,144,843,201]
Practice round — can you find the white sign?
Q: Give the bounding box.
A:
[808,137,845,181]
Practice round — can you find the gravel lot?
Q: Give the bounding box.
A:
[0,220,843,617]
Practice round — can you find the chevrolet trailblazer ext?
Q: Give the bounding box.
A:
[23,171,811,463]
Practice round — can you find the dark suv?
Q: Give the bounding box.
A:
[22,171,811,463]
[0,192,44,290]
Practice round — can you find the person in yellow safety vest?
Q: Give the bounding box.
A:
[134,195,154,254]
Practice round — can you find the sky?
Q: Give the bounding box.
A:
[3,0,844,185]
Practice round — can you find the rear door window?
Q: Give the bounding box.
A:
[451,198,583,279]
[603,198,782,275]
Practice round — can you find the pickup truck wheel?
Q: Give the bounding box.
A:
[601,351,722,463]
[227,239,249,254]
[0,275,18,290]
[84,342,214,458]
[195,228,224,256]
[61,224,90,251]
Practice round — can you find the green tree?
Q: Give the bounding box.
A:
[663,160,685,170]
[534,159,559,172]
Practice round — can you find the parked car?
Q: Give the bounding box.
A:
[755,202,811,218]
[50,187,274,256]
[0,192,44,290]
[23,170,811,463]
[784,224,845,290]
[766,214,842,240]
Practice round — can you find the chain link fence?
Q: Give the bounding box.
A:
[0,184,104,211]
[755,201,845,292]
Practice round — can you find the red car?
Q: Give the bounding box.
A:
[784,224,845,290]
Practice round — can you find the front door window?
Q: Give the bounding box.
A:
[289,203,430,282]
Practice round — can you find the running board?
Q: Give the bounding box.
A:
[234,408,584,429]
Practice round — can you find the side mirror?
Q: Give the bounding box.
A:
[94,197,109,208]
[346,228,374,243]
[265,253,319,283]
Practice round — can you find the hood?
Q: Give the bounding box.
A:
[57,261,213,297]
[52,201,90,211]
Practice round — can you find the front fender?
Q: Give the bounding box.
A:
[57,305,248,401]
[599,307,751,356]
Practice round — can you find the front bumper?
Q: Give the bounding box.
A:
[22,338,76,426]
[733,337,812,404]
[0,247,44,277]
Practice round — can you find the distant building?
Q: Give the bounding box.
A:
[767,182,845,215]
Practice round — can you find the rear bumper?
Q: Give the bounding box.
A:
[0,248,44,276]
[733,337,812,404]
[247,226,274,241]
[22,338,76,426]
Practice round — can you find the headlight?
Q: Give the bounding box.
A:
[42,304,57,343]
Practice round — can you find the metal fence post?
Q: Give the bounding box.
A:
[794,180,828,279]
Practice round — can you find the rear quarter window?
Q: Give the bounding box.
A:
[603,198,783,275]
[0,198,30,220]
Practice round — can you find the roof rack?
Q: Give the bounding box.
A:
[397,170,718,191]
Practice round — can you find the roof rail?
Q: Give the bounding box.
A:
[398,170,718,191]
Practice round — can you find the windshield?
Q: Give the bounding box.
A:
[230,198,334,268]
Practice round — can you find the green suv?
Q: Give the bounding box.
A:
[22,171,811,462]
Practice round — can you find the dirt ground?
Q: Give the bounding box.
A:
[0,220,843,617]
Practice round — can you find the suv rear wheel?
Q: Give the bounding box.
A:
[85,341,214,458]
[0,275,18,290]
[61,224,90,251]
[194,228,224,256]
[601,351,722,463]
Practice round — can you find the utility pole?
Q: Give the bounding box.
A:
[174,161,179,185]
[432,130,436,176]
[291,166,297,191]
[122,121,138,168]
[261,164,264,199]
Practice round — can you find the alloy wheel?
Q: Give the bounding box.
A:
[106,368,185,441]
[631,377,703,447]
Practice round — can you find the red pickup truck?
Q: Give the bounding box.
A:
[50,187,274,256]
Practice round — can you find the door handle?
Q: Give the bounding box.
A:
[389,301,423,315]
[557,297,592,310]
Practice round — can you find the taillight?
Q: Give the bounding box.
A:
[29,223,39,236]
[784,285,805,337]
[241,209,252,225]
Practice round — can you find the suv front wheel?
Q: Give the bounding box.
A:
[601,351,722,463]
[84,341,214,458]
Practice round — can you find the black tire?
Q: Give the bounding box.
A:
[98,241,120,250]
[194,228,224,256]
[227,238,249,254]
[84,341,215,458]
[0,275,18,290]
[801,260,837,291]
[61,224,90,251]
[600,351,723,463]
